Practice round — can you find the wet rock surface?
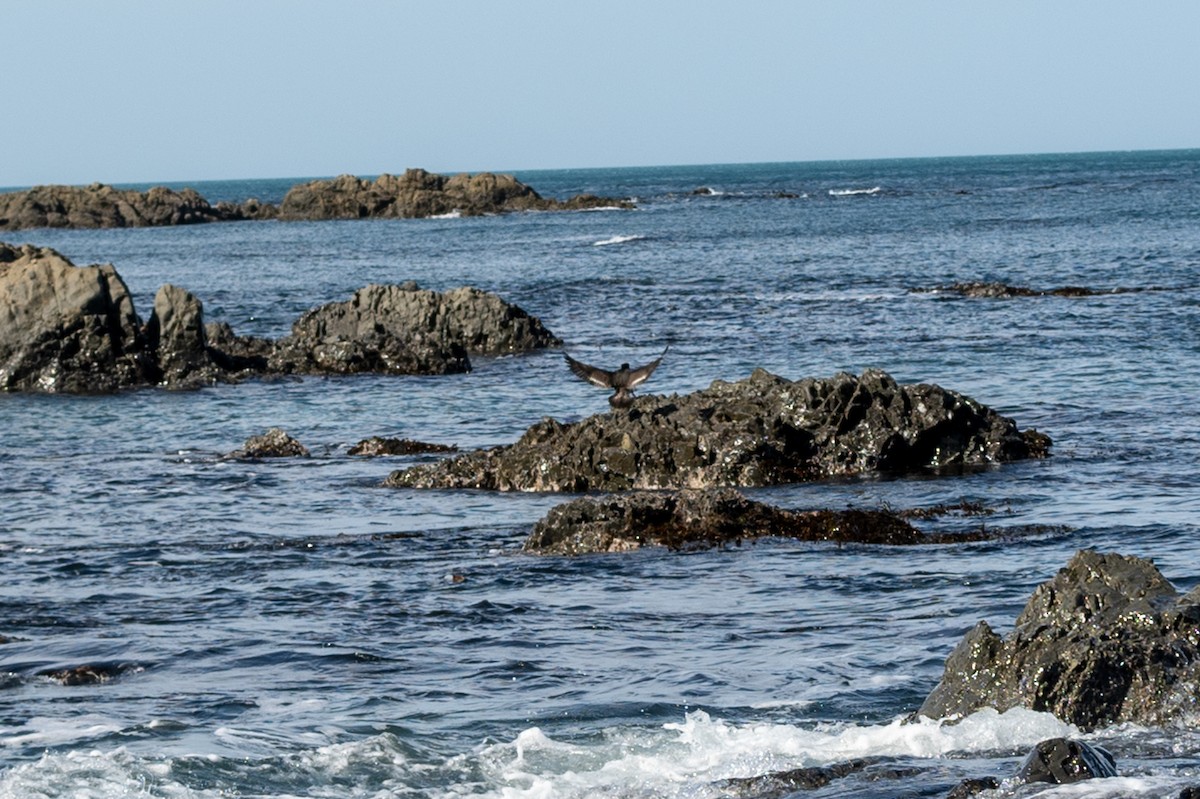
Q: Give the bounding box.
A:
[522,488,959,555]
[919,549,1200,730]
[386,368,1050,491]
[348,436,458,456]
[230,428,310,459]
[917,281,1149,298]
[0,169,628,231]
[1016,737,1117,784]
[1,245,558,392]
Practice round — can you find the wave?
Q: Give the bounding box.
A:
[429,210,463,219]
[828,186,883,197]
[592,234,647,247]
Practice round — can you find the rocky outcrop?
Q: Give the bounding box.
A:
[523,489,939,555]
[277,169,631,220]
[229,428,310,459]
[0,183,272,230]
[918,550,1200,730]
[0,245,559,392]
[0,243,155,392]
[385,368,1050,492]
[348,437,458,456]
[0,169,628,231]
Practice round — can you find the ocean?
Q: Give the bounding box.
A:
[2,150,1199,797]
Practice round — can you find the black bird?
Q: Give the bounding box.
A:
[564,346,668,408]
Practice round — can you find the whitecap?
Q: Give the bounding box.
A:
[828,186,883,197]
[592,234,646,247]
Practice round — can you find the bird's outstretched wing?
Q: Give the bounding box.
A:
[624,346,669,388]
[564,353,616,388]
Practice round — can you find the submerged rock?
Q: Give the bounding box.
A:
[386,368,1049,492]
[917,281,1144,298]
[523,489,933,555]
[0,245,559,392]
[1016,738,1117,784]
[277,168,632,220]
[231,428,310,459]
[919,550,1200,730]
[348,437,458,456]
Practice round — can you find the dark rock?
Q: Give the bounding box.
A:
[231,428,310,459]
[946,776,1000,798]
[919,281,1142,298]
[36,663,139,685]
[523,488,933,555]
[145,284,222,387]
[716,758,874,796]
[386,368,1049,492]
[1016,738,1116,784]
[692,186,716,195]
[0,243,155,392]
[348,436,458,456]
[919,549,1200,730]
[1179,788,1200,799]
[277,169,632,220]
[1,245,559,392]
[0,183,247,230]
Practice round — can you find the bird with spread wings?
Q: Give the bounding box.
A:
[563,346,669,408]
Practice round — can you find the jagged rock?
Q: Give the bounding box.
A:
[0,243,155,392]
[277,168,631,220]
[1016,738,1117,784]
[716,759,876,795]
[270,283,560,376]
[919,550,1200,730]
[145,284,222,387]
[523,489,934,555]
[946,776,1000,798]
[348,437,458,456]
[231,428,310,459]
[1,245,559,392]
[0,183,251,230]
[386,368,1050,492]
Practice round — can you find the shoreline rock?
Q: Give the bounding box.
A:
[0,244,558,393]
[348,437,458,456]
[522,488,996,555]
[918,549,1200,730]
[0,169,631,231]
[385,368,1050,492]
[915,281,1150,298]
[228,428,310,459]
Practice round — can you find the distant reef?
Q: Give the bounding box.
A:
[0,168,632,231]
[0,243,559,393]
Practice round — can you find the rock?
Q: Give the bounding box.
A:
[36,663,138,685]
[348,436,458,456]
[0,183,248,230]
[918,281,1140,298]
[1179,788,1200,799]
[231,428,310,459]
[716,759,875,796]
[145,284,222,387]
[918,550,1200,730]
[268,283,559,375]
[523,489,935,555]
[1016,738,1116,784]
[277,168,633,220]
[385,368,1049,492]
[0,243,154,392]
[1,245,560,392]
[945,776,1000,798]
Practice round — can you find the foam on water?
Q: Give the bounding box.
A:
[592,234,647,246]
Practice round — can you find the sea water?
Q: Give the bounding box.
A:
[2,151,1200,797]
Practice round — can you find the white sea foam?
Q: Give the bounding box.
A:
[592,234,646,247]
[0,714,124,749]
[430,210,463,219]
[455,707,1078,799]
[828,186,882,197]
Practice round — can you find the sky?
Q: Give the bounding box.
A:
[3,1,1198,186]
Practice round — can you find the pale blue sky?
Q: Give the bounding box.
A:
[4,1,1198,186]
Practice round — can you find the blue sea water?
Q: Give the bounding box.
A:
[2,150,1200,798]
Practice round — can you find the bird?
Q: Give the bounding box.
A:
[563,346,668,408]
